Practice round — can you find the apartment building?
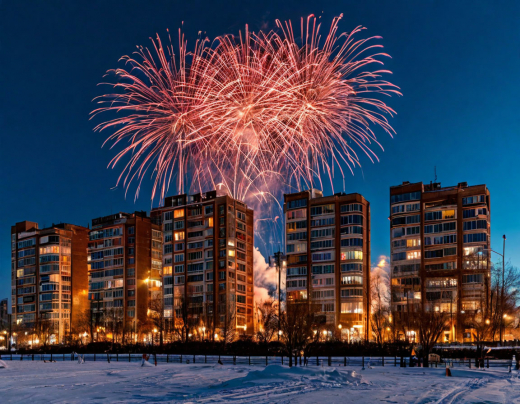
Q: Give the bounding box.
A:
[284,189,371,341]
[389,181,491,342]
[11,221,89,344]
[88,212,162,340]
[151,190,254,339]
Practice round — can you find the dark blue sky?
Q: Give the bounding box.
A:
[1,1,519,301]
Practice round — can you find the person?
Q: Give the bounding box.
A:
[141,353,149,367]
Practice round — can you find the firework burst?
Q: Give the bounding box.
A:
[92,14,400,203]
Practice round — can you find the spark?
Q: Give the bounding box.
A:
[92,15,400,204]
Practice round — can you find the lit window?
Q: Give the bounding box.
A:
[174,209,184,218]
[442,210,455,219]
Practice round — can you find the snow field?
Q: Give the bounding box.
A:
[0,360,519,403]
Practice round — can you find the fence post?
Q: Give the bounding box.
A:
[281,356,283,366]
[362,356,364,369]
[94,353,96,362]
[32,354,34,361]
[129,353,131,362]
[382,356,385,367]
[266,356,268,366]
[193,354,195,364]
[469,359,471,369]
[328,356,331,366]
[395,356,397,366]
[344,357,347,367]
[205,354,207,364]
[316,356,319,366]
[50,353,53,362]
[233,355,236,365]
[249,356,251,366]
[63,353,65,362]
[487,358,489,368]
[117,353,119,362]
[180,354,183,364]
[167,354,169,363]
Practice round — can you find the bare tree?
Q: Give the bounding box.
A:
[256,300,278,343]
[414,306,449,367]
[370,266,390,344]
[280,300,318,367]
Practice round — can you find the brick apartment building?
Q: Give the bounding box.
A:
[389,181,491,342]
[11,221,89,344]
[87,212,162,341]
[284,189,371,341]
[151,190,254,339]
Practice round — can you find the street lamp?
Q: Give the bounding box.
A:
[483,236,506,344]
[202,326,206,340]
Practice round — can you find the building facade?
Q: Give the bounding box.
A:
[151,190,254,339]
[284,189,371,341]
[390,181,491,342]
[87,212,162,341]
[11,221,89,344]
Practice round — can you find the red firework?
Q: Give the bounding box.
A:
[92,14,400,202]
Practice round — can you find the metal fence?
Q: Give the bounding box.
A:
[0,353,515,369]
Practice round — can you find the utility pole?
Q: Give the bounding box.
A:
[500,235,506,344]
[270,251,286,341]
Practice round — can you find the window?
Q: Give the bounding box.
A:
[341,250,363,261]
[287,242,307,253]
[340,288,363,297]
[310,228,334,239]
[463,233,487,243]
[164,244,173,254]
[463,208,487,218]
[287,231,307,241]
[174,254,184,263]
[341,275,363,285]
[310,204,334,216]
[341,263,363,272]
[391,191,421,204]
[462,274,484,283]
[341,301,362,313]
[287,199,307,209]
[462,195,485,205]
[287,209,306,220]
[340,203,363,213]
[340,226,363,235]
[312,264,334,274]
[340,238,363,247]
[463,220,487,231]
[310,240,333,250]
[174,221,184,230]
[311,252,333,261]
[287,220,307,232]
[174,231,185,241]
[424,234,456,245]
[128,226,135,235]
[341,215,363,225]
[174,209,184,218]
[425,262,456,271]
[287,266,307,276]
[424,222,456,234]
[311,217,334,227]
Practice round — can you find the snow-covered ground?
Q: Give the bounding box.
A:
[0,359,519,403]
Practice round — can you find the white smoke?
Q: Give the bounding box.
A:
[253,247,279,303]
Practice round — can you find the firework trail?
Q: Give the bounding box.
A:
[92,14,400,205]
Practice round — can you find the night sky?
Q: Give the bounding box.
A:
[1,1,519,302]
